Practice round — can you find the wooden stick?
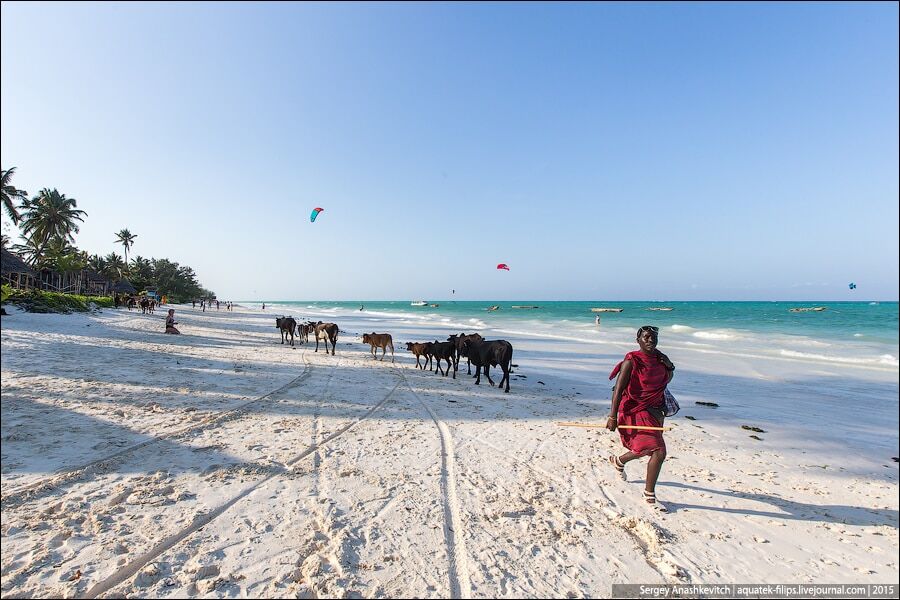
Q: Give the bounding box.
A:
[556,422,672,431]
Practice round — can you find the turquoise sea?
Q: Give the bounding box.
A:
[253,301,898,348]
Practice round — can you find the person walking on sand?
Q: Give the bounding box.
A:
[606,325,675,512]
[595,315,601,326]
[165,309,181,334]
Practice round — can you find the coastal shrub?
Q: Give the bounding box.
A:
[3,288,114,313]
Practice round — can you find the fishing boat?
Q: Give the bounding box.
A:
[648,307,674,311]
[410,301,427,306]
[590,308,623,313]
[788,306,827,313]
[511,305,541,309]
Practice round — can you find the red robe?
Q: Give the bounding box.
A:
[609,350,668,456]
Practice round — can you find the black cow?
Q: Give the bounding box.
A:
[462,339,514,393]
[275,316,297,346]
[430,340,457,378]
[450,332,483,374]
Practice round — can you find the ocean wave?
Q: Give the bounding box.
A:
[693,331,736,341]
[779,349,900,367]
[670,324,695,332]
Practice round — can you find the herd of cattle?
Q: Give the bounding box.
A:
[274,317,514,392]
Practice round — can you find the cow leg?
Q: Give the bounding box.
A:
[474,364,481,385]
[315,337,319,352]
[484,365,495,387]
[501,364,510,392]
[467,358,472,375]
[390,344,394,363]
[331,337,336,355]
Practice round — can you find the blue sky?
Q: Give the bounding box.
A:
[2,2,897,301]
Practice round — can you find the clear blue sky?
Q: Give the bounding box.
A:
[2,2,897,301]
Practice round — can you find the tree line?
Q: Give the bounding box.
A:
[2,167,214,302]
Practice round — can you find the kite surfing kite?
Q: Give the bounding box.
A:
[497,263,510,271]
[310,207,324,223]
[848,282,857,290]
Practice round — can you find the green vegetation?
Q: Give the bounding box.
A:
[2,165,214,304]
[3,287,114,314]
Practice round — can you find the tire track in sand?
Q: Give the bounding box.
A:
[2,351,316,509]
[81,358,402,599]
[395,366,472,599]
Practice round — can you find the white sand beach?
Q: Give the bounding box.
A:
[1,304,898,598]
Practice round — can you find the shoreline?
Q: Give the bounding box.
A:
[2,304,897,597]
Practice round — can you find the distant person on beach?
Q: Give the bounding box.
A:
[192,299,196,308]
[595,315,601,325]
[606,325,675,512]
[165,309,181,334]
[262,303,266,310]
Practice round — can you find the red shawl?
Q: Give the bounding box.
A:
[608,350,668,415]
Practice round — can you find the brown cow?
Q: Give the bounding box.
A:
[405,342,432,369]
[297,322,311,344]
[314,322,339,355]
[363,333,394,362]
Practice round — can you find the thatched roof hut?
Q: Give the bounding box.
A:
[113,279,136,294]
[1,248,37,289]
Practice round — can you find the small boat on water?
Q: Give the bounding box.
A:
[511,305,541,309]
[410,301,427,306]
[591,308,623,313]
[648,307,674,311]
[486,305,500,311]
[789,306,827,313]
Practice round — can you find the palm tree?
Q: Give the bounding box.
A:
[129,255,154,290]
[87,253,106,273]
[114,228,138,264]
[18,188,87,266]
[103,252,126,281]
[1,167,28,225]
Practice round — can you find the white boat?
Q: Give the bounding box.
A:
[410,301,427,306]
[788,306,827,313]
[648,307,674,311]
[591,307,623,313]
[511,305,541,309]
